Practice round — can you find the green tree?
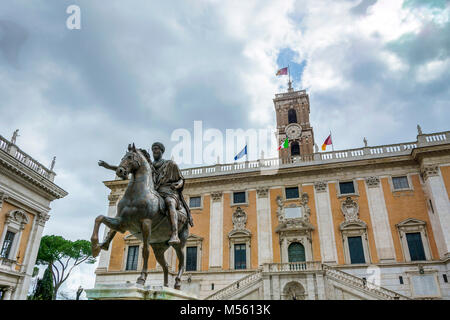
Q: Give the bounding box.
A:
[35,235,96,300]
[31,265,54,300]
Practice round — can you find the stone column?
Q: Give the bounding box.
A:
[316,273,326,299]
[97,193,119,271]
[15,212,49,299]
[209,192,223,269]
[256,188,273,265]
[421,165,450,259]
[3,287,13,300]
[306,274,315,300]
[313,182,338,264]
[364,176,396,262]
[272,274,281,300]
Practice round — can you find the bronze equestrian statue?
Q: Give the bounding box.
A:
[90,142,193,289]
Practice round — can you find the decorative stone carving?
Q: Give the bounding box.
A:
[314,181,327,193]
[211,192,223,201]
[256,188,269,198]
[108,194,121,206]
[341,197,359,222]
[6,209,29,230]
[420,165,439,180]
[228,207,251,240]
[37,212,50,226]
[417,124,422,135]
[0,192,8,210]
[232,207,247,231]
[365,176,380,188]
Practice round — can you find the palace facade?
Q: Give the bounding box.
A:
[94,87,450,300]
[0,134,67,300]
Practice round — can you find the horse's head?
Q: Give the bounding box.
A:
[116,143,147,179]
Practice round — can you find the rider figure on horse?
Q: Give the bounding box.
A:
[98,142,194,245]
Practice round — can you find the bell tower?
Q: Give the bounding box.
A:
[274,83,315,161]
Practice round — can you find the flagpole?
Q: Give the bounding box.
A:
[245,137,249,162]
[330,130,334,152]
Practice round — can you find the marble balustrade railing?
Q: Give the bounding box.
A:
[181,131,449,178]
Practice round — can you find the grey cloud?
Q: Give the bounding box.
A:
[0,20,28,68]
[350,0,378,15]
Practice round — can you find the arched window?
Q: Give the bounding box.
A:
[288,242,305,262]
[288,109,297,124]
[291,141,300,156]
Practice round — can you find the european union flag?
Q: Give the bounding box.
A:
[234,145,247,161]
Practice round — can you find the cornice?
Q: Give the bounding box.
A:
[0,154,67,200]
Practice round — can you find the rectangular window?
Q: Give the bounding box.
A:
[393,176,409,190]
[285,187,299,199]
[339,181,355,195]
[233,192,246,204]
[189,196,201,208]
[399,276,404,284]
[125,245,139,270]
[234,244,247,269]
[406,232,426,261]
[0,231,16,259]
[347,236,365,264]
[186,246,198,271]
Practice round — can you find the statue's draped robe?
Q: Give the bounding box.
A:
[152,159,190,225]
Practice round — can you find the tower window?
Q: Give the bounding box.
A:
[291,142,300,156]
[443,274,448,283]
[288,109,297,124]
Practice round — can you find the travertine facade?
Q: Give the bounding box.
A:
[94,89,450,300]
[0,134,67,300]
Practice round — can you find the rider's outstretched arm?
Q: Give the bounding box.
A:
[98,160,118,171]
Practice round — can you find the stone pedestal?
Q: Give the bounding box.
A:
[85,283,199,300]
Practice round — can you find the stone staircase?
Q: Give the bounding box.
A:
[323,265,411,300]
[205,263,412,300]
[205,269,263,300]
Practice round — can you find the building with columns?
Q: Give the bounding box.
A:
[0,133,67,300]
[93,87,450,300]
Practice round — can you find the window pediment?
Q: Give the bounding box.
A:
[396,218,426,228]
[5,209,29,230]
[340,220,367,231]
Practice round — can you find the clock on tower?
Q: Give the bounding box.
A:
[273,84,315,161]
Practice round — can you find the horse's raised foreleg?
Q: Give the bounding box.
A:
[136,219,152,285]
[152,243,169,287]
[91,215,122,258]
[100,230,117,251]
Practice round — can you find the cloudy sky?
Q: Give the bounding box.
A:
[1,0,449,298]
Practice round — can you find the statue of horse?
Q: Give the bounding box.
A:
[90,143,189,289]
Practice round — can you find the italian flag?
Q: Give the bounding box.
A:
[277,138,289,150]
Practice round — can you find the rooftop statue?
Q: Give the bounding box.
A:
[91,142,192,289]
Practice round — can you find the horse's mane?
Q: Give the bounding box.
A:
[138,148,152,165]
